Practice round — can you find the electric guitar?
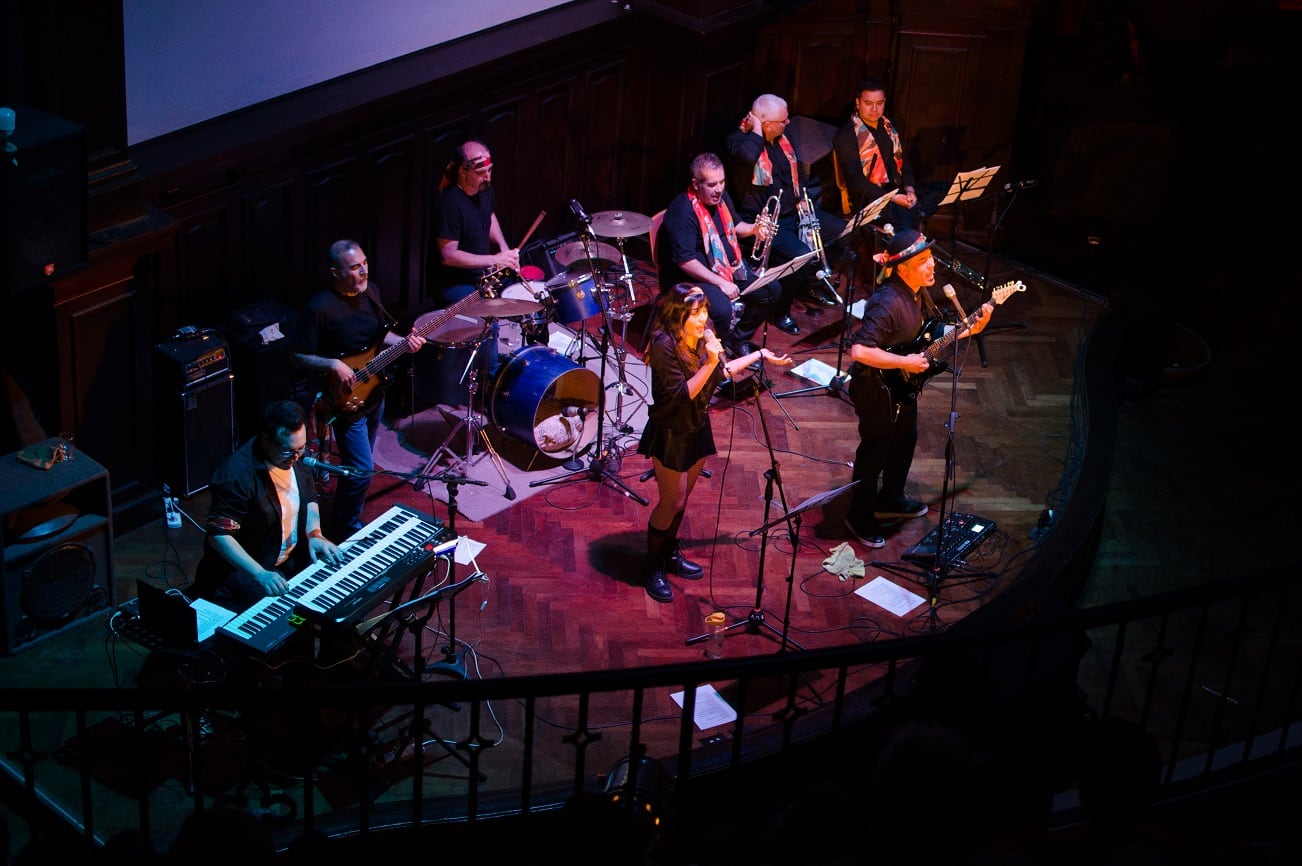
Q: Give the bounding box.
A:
[881,280,1026,406]
[320,282,499,424]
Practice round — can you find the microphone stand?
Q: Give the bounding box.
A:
[686,346,802,651]
[868,291,995,632]
[528,209,649,506]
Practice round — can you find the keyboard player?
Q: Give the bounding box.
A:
[192,400,344,614]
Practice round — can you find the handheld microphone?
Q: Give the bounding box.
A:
[568,199,592,225]
[301,455,357,477]
[1002,179,1038,192]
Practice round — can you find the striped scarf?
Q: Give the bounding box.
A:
[751,135,801,199]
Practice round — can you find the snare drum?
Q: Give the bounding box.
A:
[412,313,497,408]
[499,271,555,346]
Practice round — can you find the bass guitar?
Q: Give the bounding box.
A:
[881,280,1026,406]
[320,283,499,424]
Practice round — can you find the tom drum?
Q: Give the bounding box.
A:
[545,272,602,325]
[413,313,497,408]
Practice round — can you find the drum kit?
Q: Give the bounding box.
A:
[413,209,654,496]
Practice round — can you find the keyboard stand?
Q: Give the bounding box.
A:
[354,561,486,783]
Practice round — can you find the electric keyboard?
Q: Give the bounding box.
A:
[902,512,996,566]
[217,504,447,655]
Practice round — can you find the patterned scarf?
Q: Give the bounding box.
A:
[751,134,801,199]
[687,187,744,281]
[852,114,904,184]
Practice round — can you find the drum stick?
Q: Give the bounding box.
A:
[518,210,546,249]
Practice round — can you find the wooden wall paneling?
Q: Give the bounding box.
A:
[241,180,298,312]
[582,59,630,213]
[479,97,530,247]
[302,158,363,296]
[529,81,583,243]
[366,134,422,318]
[53,265,155,514]
[174,211,233,330]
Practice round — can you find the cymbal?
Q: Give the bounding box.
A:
[461,296,544,318]
[590,210,652,238]
[554,240,621,267]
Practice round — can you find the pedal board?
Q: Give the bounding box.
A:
[903,512,996,565]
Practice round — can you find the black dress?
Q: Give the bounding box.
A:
[636,330,724,472]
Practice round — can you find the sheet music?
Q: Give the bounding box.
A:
[837,188,898,241]
[191,598,236,642]
[743,249,820,295]
[939,166,1001,207]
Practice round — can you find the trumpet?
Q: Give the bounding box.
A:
[798,189,829,274]
[750,190,782,274]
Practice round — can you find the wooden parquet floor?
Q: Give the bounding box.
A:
[89,247,1106,683]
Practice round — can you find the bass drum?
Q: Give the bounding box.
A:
[488,346,601,454]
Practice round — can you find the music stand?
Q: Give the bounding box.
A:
[935,166,1001,364]
[774,190,898,401]
[742,249,820,297]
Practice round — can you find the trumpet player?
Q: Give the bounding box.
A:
[725,94,847,336]
[657,153,779,371]
[430,139,520,307]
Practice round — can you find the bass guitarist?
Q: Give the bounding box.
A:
[842,228,992,549]
[293,239,426,536]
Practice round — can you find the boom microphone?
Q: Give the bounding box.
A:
[301,455,358,477]
[568,198,592,225]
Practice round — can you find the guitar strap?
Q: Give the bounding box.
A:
[364,287,400,334]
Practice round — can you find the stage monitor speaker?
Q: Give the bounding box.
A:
[1,520,113,655]
[0,103,89,295]
[157,373,236,497]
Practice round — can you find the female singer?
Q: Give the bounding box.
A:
[636,283,792,603]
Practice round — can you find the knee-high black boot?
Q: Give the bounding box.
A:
[665,511,703,579]
[645,523,673,603]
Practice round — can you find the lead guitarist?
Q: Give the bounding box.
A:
[843,228,992,548]
[293,240,425,536]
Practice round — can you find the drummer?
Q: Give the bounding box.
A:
[430,139,520,307]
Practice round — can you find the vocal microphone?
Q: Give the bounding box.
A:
[1002,179,1038,192]
[942,283,969,323]
[568,198,593,225]
[814,270,844,305]
[301,455,358,477]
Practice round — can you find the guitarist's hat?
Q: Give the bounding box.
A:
[873,228,934,267]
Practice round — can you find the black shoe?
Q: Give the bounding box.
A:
[646,570,674,603]
[773,316,801,336]
[667,546,703,579]
[843,517,885,548]
[874,497,929,519]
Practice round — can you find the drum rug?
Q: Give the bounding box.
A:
[370,323,652,522]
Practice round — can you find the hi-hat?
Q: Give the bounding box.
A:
[590,210,652,238]
[461,296,544,318]
[554,240,621,267]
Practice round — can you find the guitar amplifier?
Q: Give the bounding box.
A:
[154,328,231,388]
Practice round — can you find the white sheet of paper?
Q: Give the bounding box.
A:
[789,358,841,387]
[855,576,926,617]
[191,598,237,642]
[454,535,487,566]
[670,684,738,730]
